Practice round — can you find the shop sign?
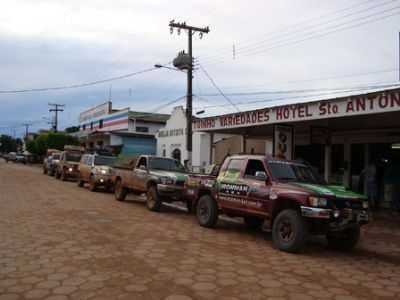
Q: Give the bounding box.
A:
[193,89,400,131]
[158,128,186,138]
[273,125,294,160]
[79,102,112,123]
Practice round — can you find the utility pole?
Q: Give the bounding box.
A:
[22,123,31,140]
[169,20,210,168]
[48,103,65,132]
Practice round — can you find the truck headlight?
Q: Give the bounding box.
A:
[68,167,73,172]
[362,201,369,209]
[160,177,174,185]
[309,196,328,207]
[100,169,107,175]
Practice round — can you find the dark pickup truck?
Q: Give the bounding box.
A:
[185,155,369,253]
[113,155,189,212]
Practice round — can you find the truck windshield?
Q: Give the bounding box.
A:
[149,158,186,172]
[268,161,323,184]
[66,153,81,162]
[52,154,60,160]
[94,156,116,166]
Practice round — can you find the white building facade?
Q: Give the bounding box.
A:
[156,106,232,172]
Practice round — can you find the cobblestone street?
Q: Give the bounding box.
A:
[1,160,400,300]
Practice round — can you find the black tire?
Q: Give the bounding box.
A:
[196,195,219,228]
[114,179,127,201]
[272,209,308,253]
[43,167,47,174]
[244,216,264,230]
[146,186,162,212]
[49,169,55,176]
[55,170,61,179]
[186,200,194,214]
[77,178,84,187]
[327,225,360,251]
[60,171,66,181]
[88,176,97,192]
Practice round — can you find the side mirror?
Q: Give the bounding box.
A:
[255,171,268,181]
[139,165,147,170]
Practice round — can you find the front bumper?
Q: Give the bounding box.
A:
[157,184,184,199]
[65,168,79,178]
[301,206,369,224]
[93,174,113,186]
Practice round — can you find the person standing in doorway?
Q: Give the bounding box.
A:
[363,159,378,210]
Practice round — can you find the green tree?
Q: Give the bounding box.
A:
[0,135,17,153]
[26,133,80,156]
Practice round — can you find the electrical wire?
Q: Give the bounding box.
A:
[194,85,400,111]
[200,0,397,62]
[200,5,400,65]
[197,82,400,97]
[0,67,160,94]
[199,64,240,112]
[199,0,378,60]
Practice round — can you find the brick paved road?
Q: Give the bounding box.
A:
[1,160,400,300]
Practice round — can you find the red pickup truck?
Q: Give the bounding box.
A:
[184,155,369,253]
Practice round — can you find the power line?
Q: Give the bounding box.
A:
[194,85,400,111]
[200,0,397,62]
[199,68,399,93]
[197,81,400,97]
[199,64,240,112]
[150,95,187,113]
[0,67,160,94]
[201,6,400,65]
[199,0,378,61]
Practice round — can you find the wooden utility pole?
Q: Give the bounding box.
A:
[48,103,65,132]
[169,20,209,168]
[22,123,31,140]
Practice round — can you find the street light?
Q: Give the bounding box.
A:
[154,64,186,73]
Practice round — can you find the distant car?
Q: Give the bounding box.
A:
[43,152,61,176]
[55,150,82,181]
[5,152,17,162]
[77,153,116,192]
[15,154,26,164]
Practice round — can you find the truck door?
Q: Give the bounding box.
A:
[241,159,271,217]
[133,156,148,192]
[216,158,247,212]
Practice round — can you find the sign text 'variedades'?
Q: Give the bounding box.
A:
[193,90,400,131]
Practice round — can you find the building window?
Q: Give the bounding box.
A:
[82,124,86,130]
[136,126,149,133]
[99,120,103,129]
[90,122,93,130]
[162,149,166,157]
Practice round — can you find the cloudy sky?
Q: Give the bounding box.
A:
[0,0,399,136]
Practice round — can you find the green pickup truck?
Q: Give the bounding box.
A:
[113,155,189,212]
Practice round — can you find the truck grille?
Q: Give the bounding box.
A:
[333,198,363,210]
[175,180,185,187]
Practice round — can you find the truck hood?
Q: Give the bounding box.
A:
[149,170,188,182]
[289,182,366,200]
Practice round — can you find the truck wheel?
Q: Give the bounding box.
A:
[146,186,162,212]
[196,195,218,228]
[272,209,308,253]
[114,179,127,201]
[77,178,84,187]
[327,225,360,251]
[88,176,97,192]
[60,171,66,181]
[49,169,54,176]
[244,216,264,230]
[55,171,61,179]
[43,167,47,174]
[186,200,194,214]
